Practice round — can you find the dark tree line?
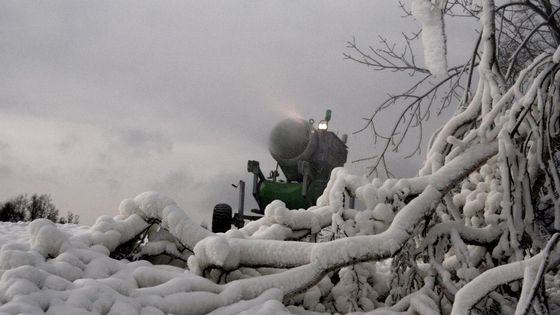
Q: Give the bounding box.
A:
[0,194,79,224]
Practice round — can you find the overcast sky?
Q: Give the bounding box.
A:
[0,1,478,225]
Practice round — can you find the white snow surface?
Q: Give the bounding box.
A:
[0,193,295,315]
[0,183,399,315]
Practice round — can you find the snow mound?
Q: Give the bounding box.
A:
[0,192,295,315]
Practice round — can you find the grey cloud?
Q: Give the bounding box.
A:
[0,1,476,224]
[0,141,10,151]
[150,171,195,193]
[0,164,12,177]
[105,178,121,193]
[113,128,173,154]
[58,133,80,152]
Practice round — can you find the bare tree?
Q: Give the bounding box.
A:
[0,195,27,222]
[0,194,79,224]
[28,194,58,222]
[346,0,560,179]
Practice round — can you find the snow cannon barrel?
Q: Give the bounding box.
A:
[269,118,318,182]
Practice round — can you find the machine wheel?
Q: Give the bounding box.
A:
[212,203,232,233]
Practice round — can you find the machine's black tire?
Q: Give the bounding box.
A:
[212,203,232,233]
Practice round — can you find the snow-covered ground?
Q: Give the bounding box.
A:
[0,189,402,315]
[0,217,289,314]
[1,189,355,315]
[1,183,559,315]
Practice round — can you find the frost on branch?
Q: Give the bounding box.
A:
[412,0,448,76]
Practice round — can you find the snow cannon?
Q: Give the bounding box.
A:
[212,110,350,233]
[268,118,317,182]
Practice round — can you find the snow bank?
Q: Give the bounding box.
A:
[0,192,293,315]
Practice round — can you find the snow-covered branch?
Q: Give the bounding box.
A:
[452,234,560,315]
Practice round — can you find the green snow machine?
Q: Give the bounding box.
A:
[211,110,348,233]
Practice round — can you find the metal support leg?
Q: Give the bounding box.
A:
[298,161,311,197]
[235,180,245,228]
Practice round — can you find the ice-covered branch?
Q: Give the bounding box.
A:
[412,0,448,76]
[118,192,213,250]
[414,221,503,254]
[189,141,498,300]
[452,234,560,314]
